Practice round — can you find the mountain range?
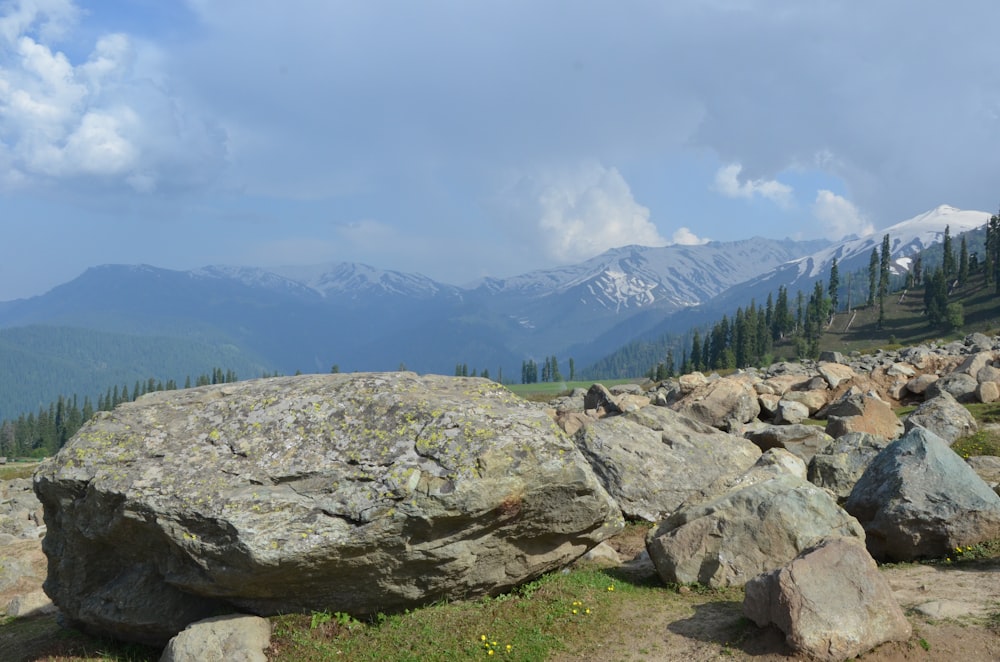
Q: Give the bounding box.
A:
[0,204,989,418]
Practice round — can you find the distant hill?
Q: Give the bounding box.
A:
[0,325,270,420]
[0,237,823,417]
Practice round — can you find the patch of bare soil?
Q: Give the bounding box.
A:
[566,546,1000,662]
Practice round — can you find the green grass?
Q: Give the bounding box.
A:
[0,461,39,481]
[266,563,743,662]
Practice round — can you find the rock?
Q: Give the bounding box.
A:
[670,375,761,433]
[966,332,995,352]
[976,381,1000,404]
[903,391,977,444]
[5,589,56,617]
[817,350,845,364]
[583,383,621,416]
[845,427,1000,561]
[35,373,623,645]
[886,362,916,378]
[925,371,979,403]
[578,541,621,567]
[743,537,911,662]
[954,351,997,378]
[744,424,835,465]
[966,455,1000,489]
[688,449,807,506]
[757,393,780,418]
[645,474,864,588]
[807,433,889,502]
[160,614,271,662]
[817,362,855,389]
[774,399,809,425]
[574,407,760,522]
[904,373,938,396]
[977,364,1000,383]
[677,372,708,393]
[780,390,828,416]
[552,410,596,436]
[824,393,903,440]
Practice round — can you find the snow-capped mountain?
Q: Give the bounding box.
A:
[0,204,989,416]
[471,237,828,313]
[705,204,990,316]
[787,204,988,283]
[271,262,462,300]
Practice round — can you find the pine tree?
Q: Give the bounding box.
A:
[828,257,839,313]
[942,225,955,277]
[878,234,890,329]
[868,247,878,307]
[690,331,702,371]
[959,236,969,286]
[568,358,575,381]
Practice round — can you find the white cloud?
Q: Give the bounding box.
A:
[671,227,710,245]
[812,190,874,240]
[0,0,225,192]
[503,162,668,263]
[714,163,794,208]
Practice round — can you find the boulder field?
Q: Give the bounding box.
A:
[25,332,1000,657]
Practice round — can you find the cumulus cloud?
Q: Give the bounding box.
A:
[671,227,710,245]
[714,163,793,208]
[502,162,668,264]
[0,0,225,193]
[812,190,874,240]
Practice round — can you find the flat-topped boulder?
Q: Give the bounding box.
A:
[34,373,623,645]
[574,406,761,521]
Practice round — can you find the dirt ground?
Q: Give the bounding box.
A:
[560,528,1000,661]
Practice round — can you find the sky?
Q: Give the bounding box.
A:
[2,1,1000,300]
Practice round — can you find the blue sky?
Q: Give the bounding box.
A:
[2,1,1000,300]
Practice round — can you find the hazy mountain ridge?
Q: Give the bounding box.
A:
[0,205,988,416]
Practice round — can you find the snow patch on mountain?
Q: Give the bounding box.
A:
[795,204,988,279]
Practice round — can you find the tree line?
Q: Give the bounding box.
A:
[645,219,999,380]
[0,367,241,459]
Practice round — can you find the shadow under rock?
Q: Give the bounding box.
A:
[667,601,795,658]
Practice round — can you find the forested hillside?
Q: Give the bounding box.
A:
[0,325,271,419]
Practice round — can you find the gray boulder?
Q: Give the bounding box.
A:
[744,424,835,465]
[160,614,271,662]
[574,406,761,522]
[845,427,1000,561]
[925,371,979,403]
[35,373,623,645]
[903,391,977,444]
[743,537,910,662]
[774,399,809,425]
[645,474,864,588]
[807,433,889,502]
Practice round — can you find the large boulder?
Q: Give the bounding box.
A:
[34,373,623,645]
[845,427,1000,561]
[574,406,761,522]
[807,433,889,502]
[743,537,910,662]
[645,474,864,588]
[670,375,761,433]
[903,391,977,444]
